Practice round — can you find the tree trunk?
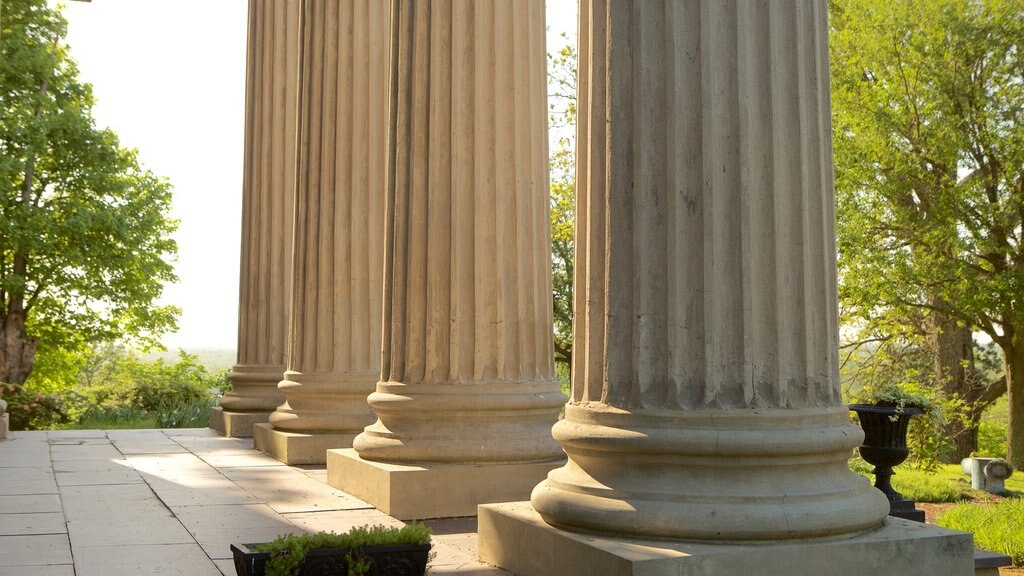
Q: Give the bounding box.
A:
[0,310,37,385]
[929,308,979,462]
[1005,340,1024,469]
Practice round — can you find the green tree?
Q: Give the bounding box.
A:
[549,37,576,374]
[831,0,1024,465]
[0,0,179,386]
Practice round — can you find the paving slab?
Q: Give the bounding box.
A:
[283,508,405,533]
[0,477,58,495]
[114,443,189,455]
[1,564,76,576]
[51,458,131,473]
[199,452,288,468]
[49,443,122,461]
[163,427,221,437]
[0,440,52,467]
[67,514,195,546]
[60,483,171,521]
[47,430,107,440]
[150,482,262,507]
[0,534,72,566]
[213,557,237,576]
[0,466,54,481]
[55,468,145,486]
[171,503,303,560]
[173,436,255,455]
[127,452,221,478]
[0,512,67,536]
[73,542,222,576]
[0,493,62,514]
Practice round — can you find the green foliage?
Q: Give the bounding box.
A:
[0,381,69,429]
[75,346,221,412]
[831,0,1024,465]
[253,524,432,576]
[939,499,1024,565]
[71,404,156,430]
[852,381,938,414]
[548,35,576,372]
[977,420,1008,458]
[155,396,217,429]
[0,0,179,385]
[890,467,966,503]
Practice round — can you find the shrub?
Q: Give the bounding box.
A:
[0,383,70,430]
[253,524,432,576]
[75,348,218,415]
[939,499,1024,565]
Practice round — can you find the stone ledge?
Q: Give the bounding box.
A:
[326,448,564,520]
[975,548,1012,576]
[208,407,270,438]
[252,423,356,465]
[478,502,975,576]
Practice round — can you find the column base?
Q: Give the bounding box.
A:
[253,423,356,465]
[479,502,974,576]
[209,407,271,438]
[326,448,564,520]
[0,413,8,440]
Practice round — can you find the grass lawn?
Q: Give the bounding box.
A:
[872,462,1024,567]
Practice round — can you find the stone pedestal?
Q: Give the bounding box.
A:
[328,449,562,520]
[479,504,973,576]
[255,0,389,464]
[480,1,972,573]
[327,0,565,518]
[209,407,269,438]
[215,0,300,437]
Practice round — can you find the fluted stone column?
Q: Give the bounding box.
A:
[479,2,972,575]
[212,0,299,438]
[327,0,566,519]
[253,0,389,465]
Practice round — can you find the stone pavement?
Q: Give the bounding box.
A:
[0,428,507,575]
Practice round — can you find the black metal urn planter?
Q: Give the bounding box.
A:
[849,403,926,522]
[231,524,432,576]
[231,542,430,576]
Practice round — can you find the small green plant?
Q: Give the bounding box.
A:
[156,396,218,428]
[852,381,937,416]
[252,524,432,576]
[939,499,1024,565]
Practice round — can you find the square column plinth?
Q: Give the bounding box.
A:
[208,407,270,438]
[478,503,974,576]
[253,423,356,465]
[327,448,564,520]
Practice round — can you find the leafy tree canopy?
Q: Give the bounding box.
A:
[0,0,179,385]
[831,0,1024,465]
[549,36,576,374]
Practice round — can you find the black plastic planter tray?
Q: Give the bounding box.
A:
[230,542,430,576]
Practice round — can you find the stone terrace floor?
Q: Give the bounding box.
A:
[0,428,508,576]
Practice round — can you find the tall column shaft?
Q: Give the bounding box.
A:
[222,0,300,414]
[531,0,888,540]
[351,0,565,464]
[266,0,388,435]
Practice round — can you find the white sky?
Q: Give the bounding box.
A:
[59,0,578,351]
